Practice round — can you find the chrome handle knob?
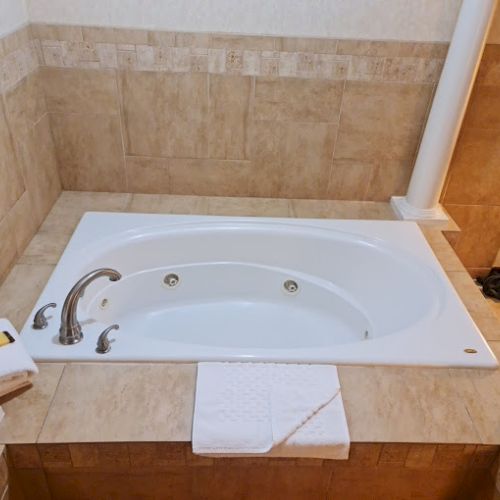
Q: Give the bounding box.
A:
[33,303,57,330]
[96,324,119,354]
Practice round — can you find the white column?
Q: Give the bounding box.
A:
[391,0,498,222]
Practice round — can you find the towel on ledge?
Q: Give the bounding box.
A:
[0,319,38,399]
[192,363,350,460]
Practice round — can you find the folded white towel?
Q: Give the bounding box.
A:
[0,319,38,398]
[192,363,350,460]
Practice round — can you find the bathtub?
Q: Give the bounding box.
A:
[21,212,498,368]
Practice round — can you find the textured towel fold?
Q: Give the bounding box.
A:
[192,362,350,459]
[0,319,38,399]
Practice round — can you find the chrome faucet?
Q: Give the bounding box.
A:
[59,268,122,345]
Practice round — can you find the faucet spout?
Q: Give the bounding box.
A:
[59,268,121,345]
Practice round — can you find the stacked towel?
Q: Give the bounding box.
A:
[0,319,38,399]
[192,363,350,459]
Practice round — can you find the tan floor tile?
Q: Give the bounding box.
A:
[206,197,291,217]
[451,344,500,444]
[0,364,65,444]
[338,365,481,443]
[38,364,196,442]
[41,192,132,234]
[18,231,72,265]
[127,194,208,215]
[0,264,55,331]
[290,199,394,220]
[447,271,500,341]
[420,228,466,272]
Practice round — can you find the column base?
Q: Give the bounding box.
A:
[390,196,449,222]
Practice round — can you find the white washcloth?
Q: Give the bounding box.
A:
[192,363,350,460]
[0,319,38,398]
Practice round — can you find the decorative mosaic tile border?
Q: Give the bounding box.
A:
[0,23,449,94]
[37,39,445,84]
[32,24,448,84]
[0,27,40,93]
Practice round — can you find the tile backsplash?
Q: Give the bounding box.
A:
[0,22,450,282]
[0,26,61,284]
[30,24,446,200]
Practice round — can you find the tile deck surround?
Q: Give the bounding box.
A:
[0,192,499,446]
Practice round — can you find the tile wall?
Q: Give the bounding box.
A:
[442,44,500,276]
[0,26,61,284]
[5,442,500,499]
[33,24,445,200]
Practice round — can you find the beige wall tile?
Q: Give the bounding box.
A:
[82,26,148,45]
[31,24,83,42]
[278,122,337,199]
[476,45,500,86]
[247,121,282,198]
[444,127,500,206]
[3,73,47,140]
[337,40,447,58]
[15,114,61,226]
[277,37,337,54]
[364,158,414,201]
[208,74,251,160]
[0,101,24,221]
[1,27,30,56]
[463,84,500,130]
[334,81,433,162]
[120,71,209,158]
[444,204,500,269]
[125,156,170,194]
[169,159,251,197]
[38,364,196,442]
[51,113,126,192]
[0,363,64,444]
[41,67,120,114]
[254,77,343,123]
[0,215,17,284]
[327,159,372,200]
[7,191,38,256]
[211,34,276,51]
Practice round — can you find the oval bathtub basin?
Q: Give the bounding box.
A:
[21,213,498,368]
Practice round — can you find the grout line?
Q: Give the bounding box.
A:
[35,364,67,443]
[114,68,129,192]
[325,75,349,199]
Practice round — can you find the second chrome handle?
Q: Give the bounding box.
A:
[95,324,119,354]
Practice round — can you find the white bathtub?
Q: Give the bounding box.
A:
[21,213,498,368]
